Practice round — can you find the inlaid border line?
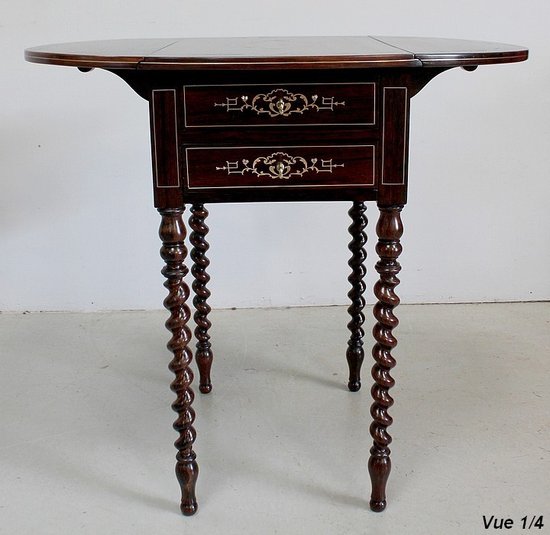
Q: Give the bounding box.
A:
[381,86,407,186]
[185,144,376,190]
[152,88,181,189]
[183,82,376,128]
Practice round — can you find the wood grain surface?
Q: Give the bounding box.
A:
[25,36,528,70]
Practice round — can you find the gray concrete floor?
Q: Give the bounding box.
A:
[1,303,549,534]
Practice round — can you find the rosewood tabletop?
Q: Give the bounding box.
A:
[25,36,528,517]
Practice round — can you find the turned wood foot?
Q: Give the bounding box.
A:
[346,201,368,392]
[176,453,199,515]
[369,446,391,511]
[368,205,403,512]
[189,203,214,394]
[159,208,199,516]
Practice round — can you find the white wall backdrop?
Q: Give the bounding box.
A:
[1,1,549,311]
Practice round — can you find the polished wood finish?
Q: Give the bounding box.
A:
[150,89,183,208]
[346,201,368,392]
[185,145,376,190]
[25,36,527,70]
[189,204,214,394]
[369,205,403,512]
[25,37,528,517]
[374,36,528,66]
[183,82,376,127]
[158,208,198,516]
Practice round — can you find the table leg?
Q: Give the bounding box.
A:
[368,204,403,512]
[346,201,368,392]
[189,203,214,394]
[158,208,199,516]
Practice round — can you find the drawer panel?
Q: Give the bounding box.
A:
[184,145,375,190]
[183,83,376,127]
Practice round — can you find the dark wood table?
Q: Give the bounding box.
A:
[25,36,528,516]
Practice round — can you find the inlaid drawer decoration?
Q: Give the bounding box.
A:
[185,145,375,189]
[183,83,376,127]
[214,89,345,118]
[216,151,344,181]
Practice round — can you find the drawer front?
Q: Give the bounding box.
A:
[184,145,375,190]
[183,83,376,127]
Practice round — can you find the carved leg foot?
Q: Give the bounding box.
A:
[346,201,368,392]
[159,208,199,516]
[369,205,403,512]
[189,203,213,394]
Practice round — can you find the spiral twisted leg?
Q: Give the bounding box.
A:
[189,204,214,394]
[346,201,368,392]
[368,205,403,512]
[159,208,199,516]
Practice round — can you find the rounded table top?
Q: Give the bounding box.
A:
[25,36,528,71]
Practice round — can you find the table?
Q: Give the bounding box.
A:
[25,36,528,516]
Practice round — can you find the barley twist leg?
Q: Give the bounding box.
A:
[346,201,368,392]
[159,208,198,516]
[368,205,403,512]
[189,203,214,394]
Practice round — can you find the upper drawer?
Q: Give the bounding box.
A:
[183,83,376,128]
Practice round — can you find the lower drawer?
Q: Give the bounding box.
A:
[184,144,375,190]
